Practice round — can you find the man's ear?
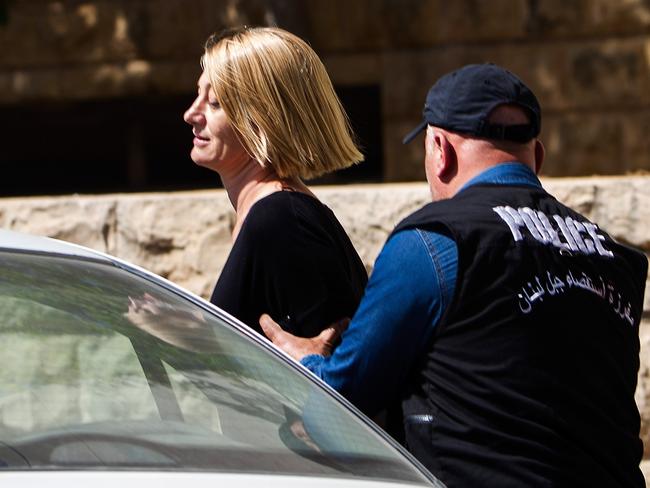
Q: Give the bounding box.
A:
[534,139,545,175]
[435,131,456,179]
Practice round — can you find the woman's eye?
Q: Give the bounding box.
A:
[208,100,221,109]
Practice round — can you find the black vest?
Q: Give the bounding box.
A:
[392,184,648,487]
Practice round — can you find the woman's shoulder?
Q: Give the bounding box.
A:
[245,191,331,229]
[237,191,340,252]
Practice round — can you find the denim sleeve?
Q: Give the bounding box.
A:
[300,228,457,416]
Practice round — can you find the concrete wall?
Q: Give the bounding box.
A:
[1,177,650,476]
[1,0,649,181]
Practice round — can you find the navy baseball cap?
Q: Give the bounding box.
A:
[402,63,541,144]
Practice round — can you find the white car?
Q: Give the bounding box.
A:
[0,229,444,488]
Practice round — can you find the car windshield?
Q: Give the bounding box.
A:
[0,249,434,485]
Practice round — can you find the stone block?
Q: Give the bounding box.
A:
[322,54,383,86]
[529,0,650,38]
[380,45,567,121]
[544,176,650,252]
[380,50,457,119]
[1,177,646,299]
[566,39,650,108]
[62,62,151,100]
[383,0,529,47]
[623,109,650,172]
[304,0,529,51]
[0,0,265,67]
[382,120,428,182]
[0,1,140,66]
[301,0,390,52]
[140,0,312,60]
[542,112,650,178]
[89,60,197,98]
[380,38,649,123]
[113,191,234,299]
[137,0,224,60]
[147,61,201,95]
[403,0,650,44]
[315,183,430,270]
[1,60,197,103]
[381,41,650,175]
[6,0,647,71]
[0,195,116,253]
[1,70,63,103]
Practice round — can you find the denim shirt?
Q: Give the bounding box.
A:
[301,162,542,416]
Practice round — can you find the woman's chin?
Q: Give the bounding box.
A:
[190,153,219,172]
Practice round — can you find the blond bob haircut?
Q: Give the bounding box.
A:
[201,26,363,179]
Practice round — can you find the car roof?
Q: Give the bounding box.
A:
[1,471,429,488]
[0,228,111,262]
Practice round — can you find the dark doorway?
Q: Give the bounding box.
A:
[0,84,382,197]
[0,95,213,197]
[310,84,383,185]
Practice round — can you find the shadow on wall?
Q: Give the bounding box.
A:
[0,85,382,197]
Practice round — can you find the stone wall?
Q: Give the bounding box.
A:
[1,177,650,477]
[1,0,649,181]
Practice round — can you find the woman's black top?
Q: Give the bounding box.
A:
[210,191,368,337]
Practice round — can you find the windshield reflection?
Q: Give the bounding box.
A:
[0,250,433,485]
[125,292,220,353]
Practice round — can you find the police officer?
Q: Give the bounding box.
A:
[261,63,648,487]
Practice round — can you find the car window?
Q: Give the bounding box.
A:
[0,250,435,485]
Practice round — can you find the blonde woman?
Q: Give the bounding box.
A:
[183,27,367,337]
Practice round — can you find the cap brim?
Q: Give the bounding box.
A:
[402,120,428,145]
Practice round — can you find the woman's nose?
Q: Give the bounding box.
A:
[183,100,203,125]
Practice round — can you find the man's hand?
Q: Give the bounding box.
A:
[259,314,349,361]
